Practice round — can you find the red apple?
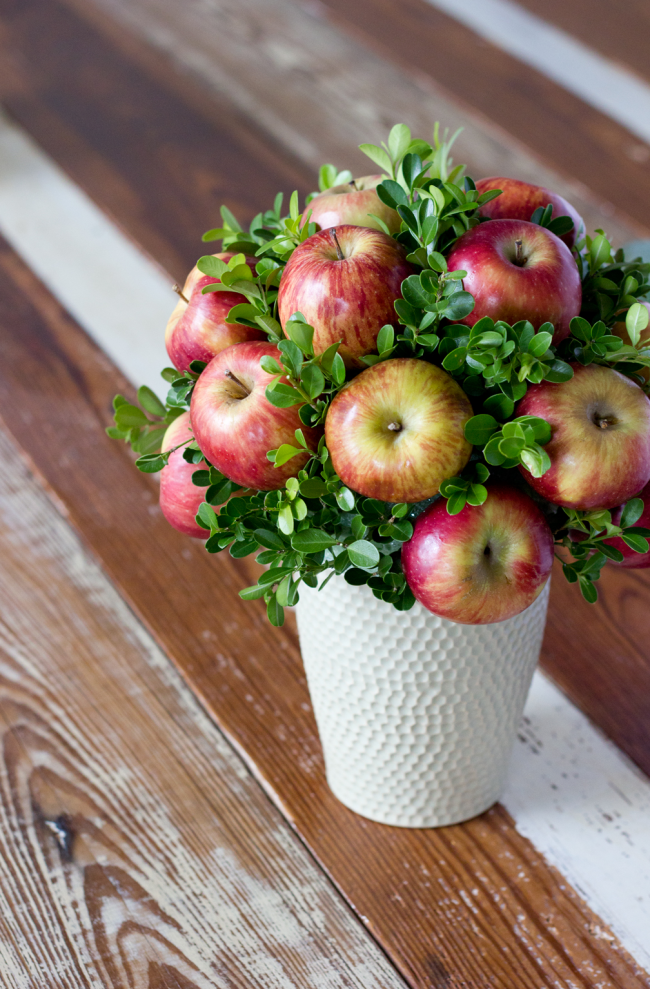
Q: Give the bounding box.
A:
[516,363,650,510]
[277,226,412,366]
[324,358,472,503]
[159,411,207,538]
[308,175,400,235]
[402,484,554,624]
[476,177,585,250]
[190,341,321,490]
[446,219,581,345]
[604,482,650,568]
[165,252,264,373]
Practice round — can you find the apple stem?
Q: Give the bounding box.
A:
[331,228,345,261]
[514,239,525,266]
[225,369,250,396]
[172,283,189,304]
[349,179,358,191]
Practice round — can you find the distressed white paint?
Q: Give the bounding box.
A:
[0,110,170,396]
[0,95,649,973]
[425,0,650,146]
[504,673,650,970]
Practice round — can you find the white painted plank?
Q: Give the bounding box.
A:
[425,0,650,147]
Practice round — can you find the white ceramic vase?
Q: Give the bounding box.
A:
[295,576,550,828]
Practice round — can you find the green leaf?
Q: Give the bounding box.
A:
[527,332,553,358]
[261,355,283,374]
[590,233,611,270]
[330,352,346,386]
[442,346,468,372]
[336,487,356,512]
[351,515,368,540]
[299,477,328,498]
[483,393,514,421]
[376,179,409,209]
[239,583,269,600]
[278,502,295,535]
[114,404,149,427]
[301,364,325,399]
[499,436,525,458]
[626,303,649,347]
[273,444,304,468]
[196,503,219,531]
[347,540,380,569]
[388,123,411,164]
[358,143,392,175]
[520,445,551,477]
[441,291,474,321]
[254,528,287,551]
[265,383,303,408]
[446,490,467,514]
[291,529,336,553]
[137,386,166,416]
[464,414,499,446]
[377,324,395,354]
[135,453,166,473]
[621,498,644,528]
[197,255,229,279]
[344,568,370,586]
[267,594,285,627]
[286,319,315,355]
[467,484,488,507]
[622,533,649,554]
[579,577,598,604]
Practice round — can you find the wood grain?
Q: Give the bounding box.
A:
[0,242,647,984]
[0,426,408,987]
[0,0,313,282]
[315,0,650,232]
[515,0,650,88]
[80,0,646,248]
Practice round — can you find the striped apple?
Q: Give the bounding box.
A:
[159,411,207,538]
[165,252,264,372]
[402,484,554,624]
[516,363,650,510]
[277,226,412,366]
[475,177,585,250]
[308,175,400,235]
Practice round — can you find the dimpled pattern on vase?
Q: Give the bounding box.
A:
[295,577,550,827]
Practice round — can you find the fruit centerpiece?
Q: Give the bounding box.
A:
[109,124,650,827]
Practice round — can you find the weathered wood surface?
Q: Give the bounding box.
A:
[0,426,409,987]
[0,240,647,986]
[315,0,650,233]
[81,0,645,247]
[515,0,650,87]
[0,0,313,282]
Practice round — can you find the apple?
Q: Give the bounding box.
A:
[277,225,413,366]
[475,177,585,250]
[604,481,650,568]
[307,175,400,235]
[165,252,264,373]
[516,363,650,510]
[324,358,472,503]
[159,411,208,538]
[446,219,581,345]
[401,484,554,624]
[190,340,321,490]
[612,300,650,383]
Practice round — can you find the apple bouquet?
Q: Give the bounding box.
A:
[109,124,650,627]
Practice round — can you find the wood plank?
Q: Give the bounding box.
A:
[0,0,313,282]
[79,0,645,249]
[515,0,650,89]
[0,244,647,985]
[0,419,407,986]
[313,0,650,232]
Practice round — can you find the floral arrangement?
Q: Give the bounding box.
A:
[109,124,650,627]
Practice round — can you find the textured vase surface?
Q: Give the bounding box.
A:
[295,577,550,828]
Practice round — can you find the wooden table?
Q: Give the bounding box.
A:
[0,0,649,985]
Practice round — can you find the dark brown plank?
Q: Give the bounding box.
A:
[516,0,650,88]
[0,0,312,282]
[316,0,650,233]
[0,426,407,988]
[0,242,647,986]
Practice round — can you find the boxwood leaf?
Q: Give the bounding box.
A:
[347,540,380,569]
[291,529,336,553]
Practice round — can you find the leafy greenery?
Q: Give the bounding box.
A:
[108,122,650,617]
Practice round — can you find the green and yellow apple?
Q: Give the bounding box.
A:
[516,363,650,510]
[401,484,554,624]
[324,358,472,503]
